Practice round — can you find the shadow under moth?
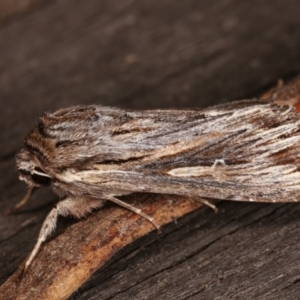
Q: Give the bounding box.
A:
[10,99,300,269]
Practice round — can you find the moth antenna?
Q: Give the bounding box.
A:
[5,186,36,215]
[108,196,161,232]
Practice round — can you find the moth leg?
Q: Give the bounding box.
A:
[107,196,160,232]
[193,197,218,213]
[25,197,103,270]
[5,186,36,215]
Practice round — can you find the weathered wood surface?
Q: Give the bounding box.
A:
[0,0,44,22]
[1,1,300,299]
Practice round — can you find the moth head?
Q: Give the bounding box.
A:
[16,148,52,187]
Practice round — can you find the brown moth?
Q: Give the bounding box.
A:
[11,99,300,269]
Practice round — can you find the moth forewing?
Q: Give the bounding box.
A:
[13,99,300,269]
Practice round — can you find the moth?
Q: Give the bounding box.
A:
[11,99,300,269]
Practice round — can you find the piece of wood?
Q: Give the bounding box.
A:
[0,195,211,300]
[1,1,300,299]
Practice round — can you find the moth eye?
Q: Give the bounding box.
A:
[19,168,51,186]
[31,167,52,186]
[31,173,51,186]
[34,167,46,174]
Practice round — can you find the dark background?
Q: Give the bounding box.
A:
[1,1,300,299]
